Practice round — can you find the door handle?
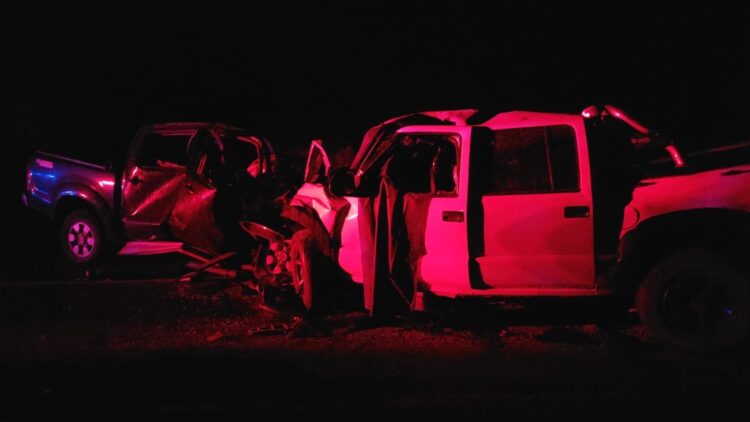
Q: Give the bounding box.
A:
[564,206,590,218]
[442,210,464,222]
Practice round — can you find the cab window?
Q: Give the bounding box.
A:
[136,132,193,169]
[489,125,579,194]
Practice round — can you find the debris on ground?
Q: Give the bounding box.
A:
[256,303,281,314]
[286,317,337,338]
[248,323,290,336]
[206,330,224,343]
[239,280,259,295]
[535,325,600,345]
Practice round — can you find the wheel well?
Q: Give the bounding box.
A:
[617,208,750,295]
[54,196,114,241]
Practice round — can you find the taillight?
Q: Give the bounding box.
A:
[26,167,33,192]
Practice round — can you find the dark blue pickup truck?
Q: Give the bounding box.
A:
[23,122,276,268]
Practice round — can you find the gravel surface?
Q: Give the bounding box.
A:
[2,276,749,420]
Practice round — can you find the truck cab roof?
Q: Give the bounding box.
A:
[140,122,247,134]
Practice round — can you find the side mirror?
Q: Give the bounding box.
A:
[328,167,355,197]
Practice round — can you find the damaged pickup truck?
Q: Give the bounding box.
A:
[23,122,279,278]
[290,107,750,352]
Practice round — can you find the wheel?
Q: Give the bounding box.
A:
[636,249,750,352]
[59,210,106,268]
[289,229,323,313]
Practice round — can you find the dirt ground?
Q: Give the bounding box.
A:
[1,272,749,421]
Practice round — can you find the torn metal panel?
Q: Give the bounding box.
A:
[303,140,331,184]
[169,181,226,255]
[291,183,349,237]
[170,129,280,257]
[121,169,188,240]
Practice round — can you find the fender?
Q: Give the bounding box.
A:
[54,184,117,241]
[612,208,750,295]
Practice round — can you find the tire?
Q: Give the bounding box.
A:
[636,249,750,352]
[289,229,324,313]
[59,210,106,268]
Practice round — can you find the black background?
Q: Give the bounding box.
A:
[1,7,749,418]
[1,3,748,277]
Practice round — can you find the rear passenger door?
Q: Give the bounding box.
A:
[121,128,194,240]
[477,118,595,292]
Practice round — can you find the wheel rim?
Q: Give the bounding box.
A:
[659,272,742,342]
[67,221,95,258]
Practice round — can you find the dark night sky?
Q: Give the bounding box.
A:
[2,4,749,192]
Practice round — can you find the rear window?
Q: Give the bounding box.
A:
[489,125,579,194]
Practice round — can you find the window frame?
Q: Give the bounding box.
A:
[389,132,462,198]
[486,124,580,196]
[135,129,196,171]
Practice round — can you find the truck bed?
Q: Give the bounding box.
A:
[24,151,116,217]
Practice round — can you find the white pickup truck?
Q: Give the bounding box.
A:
[287,106,750,352]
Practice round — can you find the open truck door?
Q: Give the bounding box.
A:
[381,125,479,296]
[167,129,227,254]
[169,131,272,255]
[121,128,195,240]
[348,125,481,303]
